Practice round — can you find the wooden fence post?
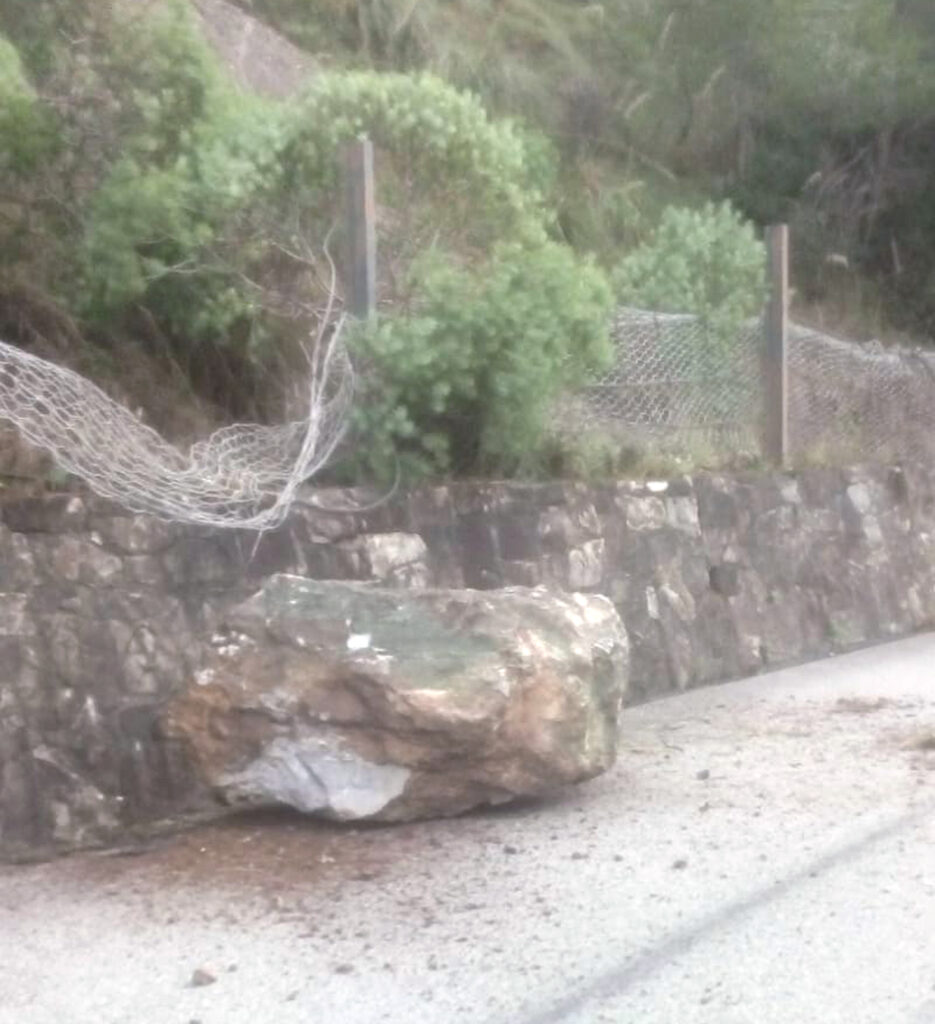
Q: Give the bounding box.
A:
[343,137,376,321]
[763,223,789,465]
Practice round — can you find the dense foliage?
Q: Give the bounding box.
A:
[3,0,935,483]
[240,0,935,338]
[349,242,612,479]
[0,0,609,476]
[0,36,52,174]
[614,202,766,348]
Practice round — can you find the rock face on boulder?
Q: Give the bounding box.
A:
[166,575,628,821]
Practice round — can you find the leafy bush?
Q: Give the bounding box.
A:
[0,35,55,174]
[347,241,613,479]
[81,65,553,328]
[613,202,766,355]
[0,30,67,287]
[76,53,569,426]
[285,72,549,241]
[5,5,603,474]
[105,0,230,167]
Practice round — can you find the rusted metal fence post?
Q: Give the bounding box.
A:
[343,137,376,320]
[763,223,789,465]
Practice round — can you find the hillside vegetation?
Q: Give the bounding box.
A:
[239,0,935,331]
[1,0,934,481]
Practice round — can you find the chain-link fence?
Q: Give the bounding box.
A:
[562,308,764,456]
[1,303,933,522]
[564,307,935,466]
[788,323,935,464]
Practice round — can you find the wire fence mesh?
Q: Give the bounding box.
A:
[0,325,353,529]
[1,304,934,525]
[788,323,935,465]
[563,307,935,467]
[561,308,764,456]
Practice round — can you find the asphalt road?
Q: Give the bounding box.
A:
[2,635,935,1024]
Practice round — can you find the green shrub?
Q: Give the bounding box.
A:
[613,201,766,341]
[81,66,552,325]
[105,0,231,167]
[347,241,613,480]
[279,70,551,252]
[0,35,55,174]
[78,60,566,429]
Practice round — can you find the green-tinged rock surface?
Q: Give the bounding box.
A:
[166,575,629,821]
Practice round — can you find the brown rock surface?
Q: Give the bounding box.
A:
[166,575,628,821]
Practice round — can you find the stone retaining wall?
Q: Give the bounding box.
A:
[2,462,933,858]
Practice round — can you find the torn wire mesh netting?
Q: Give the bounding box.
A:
[0,319,353,530]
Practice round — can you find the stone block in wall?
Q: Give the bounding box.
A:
[404,487,462,588]
[905,585,935,629]
[568,539,605,590]
[709,562,740,597]
[405,485,456,530]
[648,557,701,692]
[451,482,510,516]
[44,536,123,585]
[886,466,910,505]
[695,475,742,531]
[537,502,602,551]
[694,590,755,679]
[337,533,429,587]
[92,515,176,555]
[0,594,34,637]
[0,736,47,855]
[665,494,701,535]
[0,528,38,592]
[457,511,502,589]
[162,535,245,588]
[797,466,848,508]
[0,427,53,482]
[845,481,874,516]
[779,477,802,505]
[621,495,667,532]
[1,495,88,534]
[293,505,362,544]
[496,510,541,562]
[122,555,167,587]
[501,560,541,587]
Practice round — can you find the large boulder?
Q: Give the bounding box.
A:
[165,575,628,821]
